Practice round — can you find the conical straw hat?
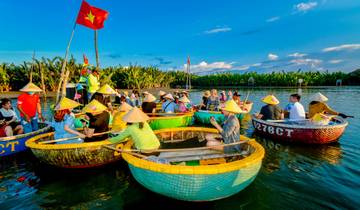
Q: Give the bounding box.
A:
[122,107,149,123]
[118,102,132,112]
[158,90,166,96]
[54,97,80,110]
[82,99,107,113]
[19,82,42,92]
[143,91,149,95]
[310,92,328,102]
[97,84,117,95]
[143,94,156,102]
[164,93,174,101]
[203,90,211,97]
[179,95,190,103]
[221,100,243,114]
[262,95,280,105]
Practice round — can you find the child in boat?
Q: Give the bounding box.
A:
[0,98,23,136]
[206,89,220,111]
[205,100,242,153]
[176,96,191,113]
[82,100,110,142]
[48,97,86,143]
[256,95,284,121]
[284,93,306,121]
[108,107,160,151]
[112,102,132,131]
[162,94,176,113]
[17,82,44,133]
[142,93,157,113]
[308,92,347,118]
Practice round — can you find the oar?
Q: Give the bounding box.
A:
[39,129,123,144]
[243,90,250,104]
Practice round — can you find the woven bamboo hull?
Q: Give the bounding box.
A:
[148,113,194,130]
[252,117,348,144]
[0,124,51,157]
[122,127,265,201]
[25,133,124,168]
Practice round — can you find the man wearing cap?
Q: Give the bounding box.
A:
[256,95,284,121]
[162,94,176,113]
[308,92,347,118]
[87,69,100,100]
[17,82,44,133]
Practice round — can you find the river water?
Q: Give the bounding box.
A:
[1,87,359,209]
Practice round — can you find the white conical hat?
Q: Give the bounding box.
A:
[179,96,190,103]
[310,92,328,102]
[164,93,174,101]
[158,90,166,96]
[19,82,43,92]
[143,94,156,102]
[122,107,150,123]
[118,102,132,112]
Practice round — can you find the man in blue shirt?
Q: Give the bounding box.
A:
[162,94,176,113]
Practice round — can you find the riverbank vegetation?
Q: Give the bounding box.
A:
[0,57,359,92]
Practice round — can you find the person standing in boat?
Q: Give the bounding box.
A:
[82,100,110,142]
[256,95,284,121]
[206,89,220,111]
[0,98,23,136]
[48,97,86,144]
[308,92,347,118]
[284,93,306,121]
[162,94,176,113]
[142,93,157,113]
[108,107,160,151]
[87,69,100,100]
[205,100,242,153]
[17,82,44,133]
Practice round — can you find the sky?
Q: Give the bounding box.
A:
[0,0,360,74]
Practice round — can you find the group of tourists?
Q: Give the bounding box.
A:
[200,89,247,112]
[256,92,347,125]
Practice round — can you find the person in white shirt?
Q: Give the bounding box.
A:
[284,94,306,121]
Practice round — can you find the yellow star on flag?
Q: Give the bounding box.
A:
[85,10,95,24]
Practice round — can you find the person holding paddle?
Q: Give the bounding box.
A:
[308,92,352,119]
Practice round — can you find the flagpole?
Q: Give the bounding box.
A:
[56,22,77,103]
[94,30,100,68]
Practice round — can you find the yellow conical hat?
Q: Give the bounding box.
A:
[262,95,280,105]
[54,97,80,110]
[310,92,328,102]
[221,100,243,114]
[179,95,190,103]
[143,93,156,102]
[122,107,150,123]
[82,99,107,113]
[97,84,116,95]
[19,82,42,92]
[118,102,132,112]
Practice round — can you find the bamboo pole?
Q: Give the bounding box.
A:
[94,30,100,68]
[56,23,77,104]
[61,70,70,98]
[40,62,46,97]
[29,51,35,82]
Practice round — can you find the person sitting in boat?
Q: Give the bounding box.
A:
[284,93,305,121]
[181,90,189,98]
[206,89,220,111]
[220,91,227,103]
[228,90,233,100]
[232,92,242,107]
[17,82,44,133]
[174,90,181,98]
[131,90,142,107]
[162,94,176,113]
[158,90,167,103]
[0,121,11,137]
[112,102,133,132]
[123,91,132,106]
[82,100,110,142]
[308,92,347,119]
[48,97,86,144]
[200,90,210,110]
[142,93,157,113]
[176,96,191,113]
[108,107,160,151]
[256,95,284,121]
[0,98,24,136]
[142,91,150,100]
[87,69,100,100]
[205,100,242,153]
[91,84,117,112]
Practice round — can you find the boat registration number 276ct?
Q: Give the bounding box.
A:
[253,121,294,137]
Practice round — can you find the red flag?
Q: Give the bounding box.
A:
[187,56,191,66]
[76,1,109,30]
[83,54,89,66]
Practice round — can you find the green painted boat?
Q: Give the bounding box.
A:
[122,127,265,201]
[148,112,194,130]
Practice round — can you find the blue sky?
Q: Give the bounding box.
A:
[1,0,360,74]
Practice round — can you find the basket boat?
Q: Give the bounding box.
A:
[194,102,252,125]
[0,123,51,157]
[148,112,194,130]
[252,116,348,144]
[122,127,265,201]
[25,133,124,168]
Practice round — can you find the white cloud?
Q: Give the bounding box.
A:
[322,44,360,52]
[329,59,344,64]
[235,63,262,71]
[268,53,279,61]
[288,52,307,58]
[266,16,280,22]
[187,61,233,73]
[290,58,322,67]
[294,2,318,13]
[204,27,232,34]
